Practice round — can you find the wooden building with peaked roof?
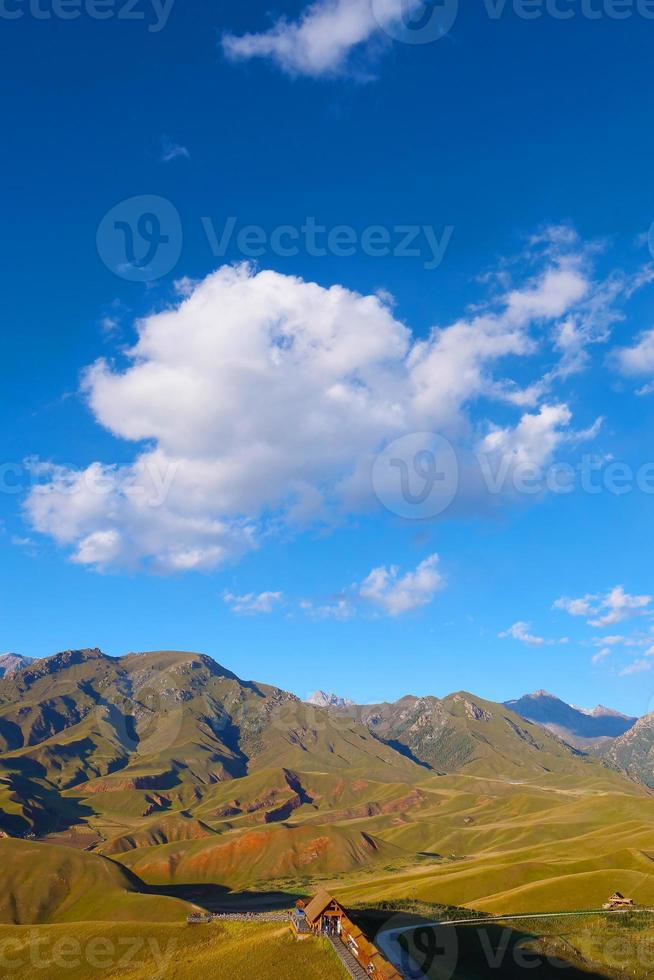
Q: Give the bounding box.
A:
[292,889,403,979]
[603,892,635,909]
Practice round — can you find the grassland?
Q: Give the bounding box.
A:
[285,772,654,915]
[13,766,654,922]
[0,920,349,979]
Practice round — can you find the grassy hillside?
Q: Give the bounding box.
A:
[0,840,189,924]
[114,822,406,887]
[321,772,654,914]
[0,921,348,980]
[344,692,617,778]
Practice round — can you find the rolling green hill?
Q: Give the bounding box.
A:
[0,839,188,924]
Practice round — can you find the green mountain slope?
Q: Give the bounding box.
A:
[0,839,188,924]
[0,648,420,836]
[344,691,620,781]
[599,712,654,787]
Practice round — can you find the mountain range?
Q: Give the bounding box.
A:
[503,689,637,749]
[310,686,640,758]
[2,648,654,923]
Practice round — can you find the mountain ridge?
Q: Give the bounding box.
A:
[0,647,652,916]
[504,689,637,749]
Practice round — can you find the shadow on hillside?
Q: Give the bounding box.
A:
[0,756,48,779]
[143,883,304,912]
[0,769,97,838]
[377,736,434,770]
[350,910,613,979]
[409,923,613,979]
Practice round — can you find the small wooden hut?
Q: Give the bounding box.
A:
[295,889,402,979]
[603,892,635,909]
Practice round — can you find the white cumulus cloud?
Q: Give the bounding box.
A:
[25,231,629,574]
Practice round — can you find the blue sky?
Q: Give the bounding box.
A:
[2,0,654,714]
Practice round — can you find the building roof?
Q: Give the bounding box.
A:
[304,889,336,925]
[302,890,403,980]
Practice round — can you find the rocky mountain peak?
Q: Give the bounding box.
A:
[0,653,33,678]
[306,690,353,709]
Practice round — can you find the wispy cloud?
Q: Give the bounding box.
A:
[299,598,355,621]
[160,139,190,163]
[223,590,283,615]
[592,635,624,647]
[499,621,567,647]
[554,586,652,628]
[222,0,389,78]
[552,595,595,618]
[620,657,654,676]
[231,554,445,621]
[222,0,456,79]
